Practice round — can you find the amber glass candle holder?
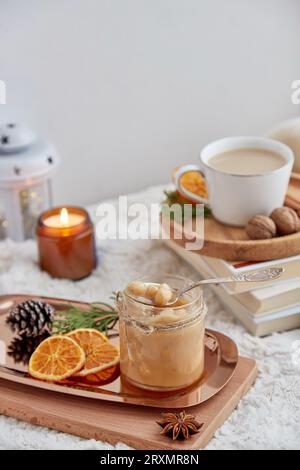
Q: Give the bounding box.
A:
[36,206,97,280]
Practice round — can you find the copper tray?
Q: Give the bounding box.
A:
[0,294,238,408]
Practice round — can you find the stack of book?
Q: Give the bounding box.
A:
[165,239,300,336]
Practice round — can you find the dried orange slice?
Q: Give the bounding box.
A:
[67,328,119,376]
[172,167,208,202]
[85,364,119,383]
[28,335,85,382]
[68,364,120,387]
[180,171,208,197]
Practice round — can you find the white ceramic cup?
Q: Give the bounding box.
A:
[175,136,294,226]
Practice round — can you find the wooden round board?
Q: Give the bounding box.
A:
[167,174,300,261]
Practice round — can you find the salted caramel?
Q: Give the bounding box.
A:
[118,276,206,391]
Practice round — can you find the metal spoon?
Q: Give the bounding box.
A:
[160,267,284,307]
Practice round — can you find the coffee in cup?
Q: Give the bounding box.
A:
[175,137,294,226]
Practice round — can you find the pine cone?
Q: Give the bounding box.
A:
[6,300,54,337]
[8,331,50,365]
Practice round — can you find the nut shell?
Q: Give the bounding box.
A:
[270,207,300,236]
[246,215,277,240]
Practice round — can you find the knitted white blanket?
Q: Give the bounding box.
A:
[0,186,299,450]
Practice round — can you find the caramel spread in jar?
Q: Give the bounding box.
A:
[117,275,206,391]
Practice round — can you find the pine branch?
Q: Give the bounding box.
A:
[161,190,211,219]
[52,303,119,337]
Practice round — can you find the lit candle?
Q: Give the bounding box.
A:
[43,207,85,229]
[36,206,97,280]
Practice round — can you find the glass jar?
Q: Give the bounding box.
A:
[117,274,207,391]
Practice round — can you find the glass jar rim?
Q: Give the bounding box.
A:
[120,274,207,331]
[124,273,202,311]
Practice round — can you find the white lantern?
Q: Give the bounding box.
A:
[0,123,60,241]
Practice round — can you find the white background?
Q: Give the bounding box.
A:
[0,0,299,205]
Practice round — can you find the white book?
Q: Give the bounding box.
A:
[165,238,300,294]
[204,253,300,275]
[210,283,300,336]
[203,254,300,294]
[235,278,300,314]
[165,239,300,336]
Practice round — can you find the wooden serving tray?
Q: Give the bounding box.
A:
[166,173,300,261]
[0,356,257,450]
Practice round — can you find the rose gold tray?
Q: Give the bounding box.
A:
[0,294,238,408]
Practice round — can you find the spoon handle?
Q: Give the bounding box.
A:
[178,267,284,298]
[179,277,235,296]
[196,276,235,286]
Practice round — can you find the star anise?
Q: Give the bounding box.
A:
[157,411,203,440]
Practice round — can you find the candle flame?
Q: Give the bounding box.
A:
[60,208,69,227]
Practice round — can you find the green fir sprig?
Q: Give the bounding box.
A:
[52,302,119,337]
[161,190,211,221]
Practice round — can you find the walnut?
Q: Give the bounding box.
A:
[270,207,300,235]
[246,215,277,240]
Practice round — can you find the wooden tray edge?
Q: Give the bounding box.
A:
[0,357,258,450]
[170,220,300,261]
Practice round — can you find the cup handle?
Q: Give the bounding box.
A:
[174,164,210,207]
